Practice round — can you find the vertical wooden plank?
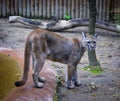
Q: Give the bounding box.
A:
[85,0,87,18]
[2,0,7,17]
[79,0,82,18]
[51,0,54,16]
[7,0,11,16]
[75,0,78,18]
[118,0,120,20]
[104,0,107,21]
[31,0,35,17]
[99,0,102,20]
[14,0,19,15]
[96,0,99,19]
[47,0,51,18]
[43,0,46,18]
[26,0,30,17]
[68,0,71,17]
[71,0,74,19]
[55,0,58,18]
[83,0,86,18]
[87,0,89,18]
[23,0,27,17]
[11,0,15,15]
[62,0,64,19]
[81,0,83,18]
[59,0,62,19]
[19,0,23,16]
[35,0,39,17]
[63,0,66,19]
[0,0,2,17]
[38,0,42,18]
[102,0,106,21]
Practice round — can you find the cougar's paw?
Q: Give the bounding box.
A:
[75,81,81,86]
[35,82,44,88]
[15,81,25,87]
[67,81,75,89]
[38,76,46,82]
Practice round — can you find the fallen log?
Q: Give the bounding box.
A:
[9,16,120,33]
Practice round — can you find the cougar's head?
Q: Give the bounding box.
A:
[81,32,98,51]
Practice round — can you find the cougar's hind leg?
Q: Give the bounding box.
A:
[32,54,46,83]
[67,64,75,89]
[32,52,46,88]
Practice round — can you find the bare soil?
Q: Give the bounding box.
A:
[0,19,120,101]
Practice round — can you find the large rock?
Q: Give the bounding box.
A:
[0,48,56,101]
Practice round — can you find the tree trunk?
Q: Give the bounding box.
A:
[88,0,100,66]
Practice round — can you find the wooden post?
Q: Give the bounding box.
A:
[11,0,15,16]
[39,0,42,18]
[27,0,30,17]
[19,0,23,16]
[3,0,7,17]
[51,0,55,17]
[23,0,27,17]
[15,0,19,15]
[31,0,35,18]
[35,0,38,18]
[47,0,51,18]
[0,0,2,17]
[43,0,47,18]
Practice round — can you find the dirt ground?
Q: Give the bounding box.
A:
[0,19,120,101]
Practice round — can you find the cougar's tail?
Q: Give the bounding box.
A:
[15,36,31,87]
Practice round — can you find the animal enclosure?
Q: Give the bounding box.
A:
[0,0,120,21]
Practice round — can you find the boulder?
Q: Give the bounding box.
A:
[0,47,56,101]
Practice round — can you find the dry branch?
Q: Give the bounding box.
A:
[9,16,120,33]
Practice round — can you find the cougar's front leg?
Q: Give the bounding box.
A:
[72,67,81,86]
[67,64,75,89]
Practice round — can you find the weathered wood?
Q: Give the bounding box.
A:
[35,0,39,17]
[23,0,27,17]
[3,0,7,17]
[9,16,120,33]
[80,0,82,18]
[0,0,120,21]
[11,0,14,15]
[31,0,35,17]
[19,0,23,16]
[55,0,58,18]
[71,0,75,19]
[15,0,19,15]
[0,0,2,17]
[51,0,55,16]
[47,0,51,18]
[38,0,42,17]
[106,0,110,21]
[27,0,30,17]
[43,0,47,18]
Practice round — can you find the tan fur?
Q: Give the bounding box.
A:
[15,29,97,89]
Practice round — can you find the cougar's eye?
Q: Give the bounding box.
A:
[87,41,90,44]
[93,41,96,43]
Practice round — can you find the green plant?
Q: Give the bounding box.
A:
[64,13,71,20]
[53,93,59,101]
[82,66,103,74]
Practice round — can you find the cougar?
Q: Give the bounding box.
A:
[15,28,97,89]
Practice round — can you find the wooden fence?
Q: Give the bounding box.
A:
[0,0,120,21]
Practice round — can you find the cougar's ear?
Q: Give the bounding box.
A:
[94,33,98,38]
[82,32,86,39]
